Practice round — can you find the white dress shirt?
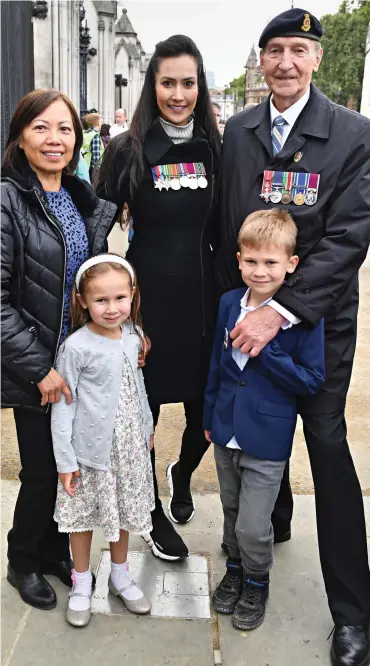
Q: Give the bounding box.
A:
[226,289,272,450]
[109,123,129,138]
[268,88,310,326]
[269,87,310,149]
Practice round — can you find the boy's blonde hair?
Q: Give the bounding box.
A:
[238,209,297,256]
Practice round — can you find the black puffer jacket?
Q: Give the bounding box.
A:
[1,168,117,411]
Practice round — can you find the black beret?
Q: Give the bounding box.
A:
[258,8,323,49]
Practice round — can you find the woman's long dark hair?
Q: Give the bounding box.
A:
[98,34,221,201]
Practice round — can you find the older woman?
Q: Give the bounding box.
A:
[97,35,221,561]
[1,89,116,609]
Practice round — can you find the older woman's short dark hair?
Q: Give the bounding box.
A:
[2,89,83,175]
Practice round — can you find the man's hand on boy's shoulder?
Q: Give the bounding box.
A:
[230,306,284,357]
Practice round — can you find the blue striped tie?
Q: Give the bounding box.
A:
[271,115,287,156]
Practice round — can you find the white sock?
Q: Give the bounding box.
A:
[69,569,93,611]
[110,561,144,601]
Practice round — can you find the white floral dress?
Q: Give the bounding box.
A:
[54,353,155,541]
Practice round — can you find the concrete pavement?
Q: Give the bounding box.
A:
[2,483,369,666]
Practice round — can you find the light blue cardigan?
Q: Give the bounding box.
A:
[51,322,153,473]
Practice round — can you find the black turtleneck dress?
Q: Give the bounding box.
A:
[97,120,219,406]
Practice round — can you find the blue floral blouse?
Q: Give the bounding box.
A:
[45,187,89,343]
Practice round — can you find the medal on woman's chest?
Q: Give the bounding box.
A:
[151,162,208,192]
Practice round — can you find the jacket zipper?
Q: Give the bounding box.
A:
[199,149,214,341]
[34,191,67,370]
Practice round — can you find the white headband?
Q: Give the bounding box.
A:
[75,255,135,292]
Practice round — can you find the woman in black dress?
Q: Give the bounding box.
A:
[97,35,221,560]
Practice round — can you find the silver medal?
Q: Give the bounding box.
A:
[304,190,317,206]
[197,176,208,189]
[188,177,198,190]
[269,189,282,203]
[170,178,181,191]
[179,175,190,188]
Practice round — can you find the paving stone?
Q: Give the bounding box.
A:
[7,607,214,666]
[218,570,332,666]
[1,578,29,663]
[92,550,211,620]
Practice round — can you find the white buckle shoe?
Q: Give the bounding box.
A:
[108,575,151,614]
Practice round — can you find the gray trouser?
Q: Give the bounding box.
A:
[214,445,286,576]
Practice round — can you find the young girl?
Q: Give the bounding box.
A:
[51,254,155,628]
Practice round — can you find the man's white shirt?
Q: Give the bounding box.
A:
[109,123,129,138]
[226,289,272,450]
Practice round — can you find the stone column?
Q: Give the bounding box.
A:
[58,1,70,96]
[97,14,115,123]
[105,18,115,123]
[47,0,80,110]
[51,0,60,89]
[97,17,105,117]
[70,1,80,112]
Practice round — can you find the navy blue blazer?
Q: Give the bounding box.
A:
[203,288,325,461]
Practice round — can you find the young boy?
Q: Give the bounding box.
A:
[204,209,325,631]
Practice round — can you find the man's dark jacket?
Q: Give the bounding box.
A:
[215,84,370,410]
[1,168,117,411]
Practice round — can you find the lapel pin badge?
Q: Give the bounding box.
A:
[294,151,303,163]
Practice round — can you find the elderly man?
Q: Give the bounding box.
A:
[215,8,370,666]
[109,108,129,138]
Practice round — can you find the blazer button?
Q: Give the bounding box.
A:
[239,381,246,388]
[304,288,311,294]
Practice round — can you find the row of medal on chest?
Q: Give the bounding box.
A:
[262,189,317,205]
[151,162,208,191]
[260,170,320,206]
[153,174,208,191]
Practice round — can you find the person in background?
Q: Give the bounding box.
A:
[100,123,111,149]
[97,34,221,562]
[212,102,222,131]
[82,113,104,181]
[1,88,116,611]
[81,114,89,130]
[75,151,91,184]
[109,108,129,138]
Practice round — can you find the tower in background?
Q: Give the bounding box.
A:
[243,45,269,107]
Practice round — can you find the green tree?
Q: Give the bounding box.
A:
[225,74,244,100]
[313,0,370,109]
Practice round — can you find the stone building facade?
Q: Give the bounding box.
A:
[114,8,151,120]
[244,46,269,107]
[32,1,149,123]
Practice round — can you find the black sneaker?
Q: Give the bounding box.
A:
[272,517,291,543]
[166,462,195,524]
[142,504,189,561]
[232,575,269,631]
[213,559,243,614]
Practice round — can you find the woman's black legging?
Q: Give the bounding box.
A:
[149,399,211,509]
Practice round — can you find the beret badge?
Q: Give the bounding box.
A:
[301,13,311,32]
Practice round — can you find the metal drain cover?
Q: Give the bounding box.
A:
[91,550,211,620]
